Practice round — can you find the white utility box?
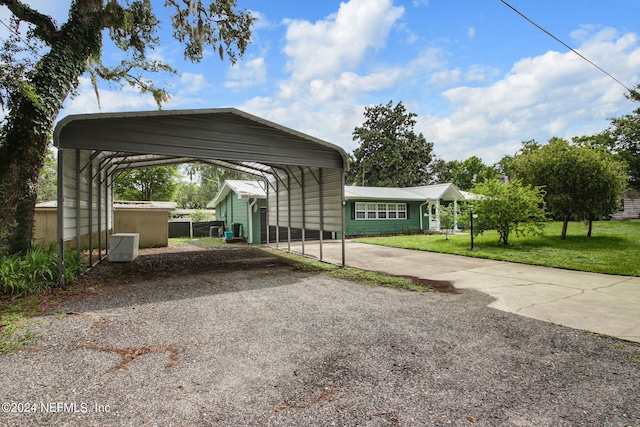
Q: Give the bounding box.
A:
[109,233,140,262]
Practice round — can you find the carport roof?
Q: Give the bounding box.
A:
[54,108,348,173]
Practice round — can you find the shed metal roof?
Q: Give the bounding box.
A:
[207,180,267,208]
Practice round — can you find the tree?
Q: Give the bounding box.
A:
[451,156,497,190]
[0,0,253,254]
[470,179,547,246]
[428,158,457,184]
[607,86,640,191]
[438,203,459,240]
[427,156,498,188]
[515,138,627,239]
[36,147,57,203]
[174,163,250,208]
[495,154,518,181]
[114,166,180,201]
[347,101,435,187]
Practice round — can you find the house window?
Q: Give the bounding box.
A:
[355,202,407,220]
[367,203,376,219]
[388,203,397,219]
[377,203,387,219]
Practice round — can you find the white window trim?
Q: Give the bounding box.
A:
[355,202,408,220]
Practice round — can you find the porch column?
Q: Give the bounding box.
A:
[453,200,459,231]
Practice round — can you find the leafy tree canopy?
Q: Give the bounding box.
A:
[606,85,640,191]
[114,165,180,201]
[0,0,254,254]
[347,101,435,187]
[514,137,627,239]
[36,147,57,203]
[450,156,497,190]
[470,178,547,246]
[175,164,250,208]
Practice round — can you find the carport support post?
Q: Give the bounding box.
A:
[287,173,291,253]
[56,148,65,287]
[300,169,306,256]
[319,169,324,262]
[341,171,346,267]
[88,162,93,267]
[75,150,82,250]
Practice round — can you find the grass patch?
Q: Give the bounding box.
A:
[329,268,432,292]
[0,298,41,354]
[169,237,226,249]
[353,220,640,276]
[263,248,432,292]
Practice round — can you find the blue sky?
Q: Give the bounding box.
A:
[2,0,640,164]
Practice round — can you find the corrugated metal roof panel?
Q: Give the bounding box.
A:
[345,183,466,201]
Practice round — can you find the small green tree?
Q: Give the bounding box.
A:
[470,179,547,246]
[438,203,457,240]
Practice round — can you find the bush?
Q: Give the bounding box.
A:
[0,243,84,295]
[190,210,215,222]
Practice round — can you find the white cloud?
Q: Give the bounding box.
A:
[224,57,267,89]
[232,0,410,149]
[464,65,500,82]
[429,69,461,86]
[283,0,404,81]
[179,73,209,94]
[418,27,640,164]
[468,26,476,39]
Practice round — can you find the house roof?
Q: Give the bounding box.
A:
[207,180,267,208]
[345,183,466,202]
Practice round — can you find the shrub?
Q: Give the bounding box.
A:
[0,244,84,295]
[190,210,215,222]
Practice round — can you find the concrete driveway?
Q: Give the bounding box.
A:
[285,240,640,343]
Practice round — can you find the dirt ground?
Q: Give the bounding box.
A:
[1,241,639,426]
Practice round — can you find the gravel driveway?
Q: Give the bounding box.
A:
[1,244,639,426]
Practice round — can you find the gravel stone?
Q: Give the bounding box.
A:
[0,244,638,426]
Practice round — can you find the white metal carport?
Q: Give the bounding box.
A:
[53,108,348,283]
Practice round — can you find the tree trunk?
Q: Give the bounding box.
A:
[0,0,103,254]
[0,116,49,254]
[587,219,593,237]
[560,215,570,240]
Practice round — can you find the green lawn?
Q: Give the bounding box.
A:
[353,220,640,276]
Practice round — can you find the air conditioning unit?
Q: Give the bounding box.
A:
[109,233,140,262]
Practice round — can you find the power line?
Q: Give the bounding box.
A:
[499,0,632,93]
[0,17,40,54]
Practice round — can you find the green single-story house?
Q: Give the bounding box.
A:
[206,180,267,244]
[209,180,468,244]
[344,183,467,236]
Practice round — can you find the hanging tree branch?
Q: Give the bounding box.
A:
[0,0,58,44]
